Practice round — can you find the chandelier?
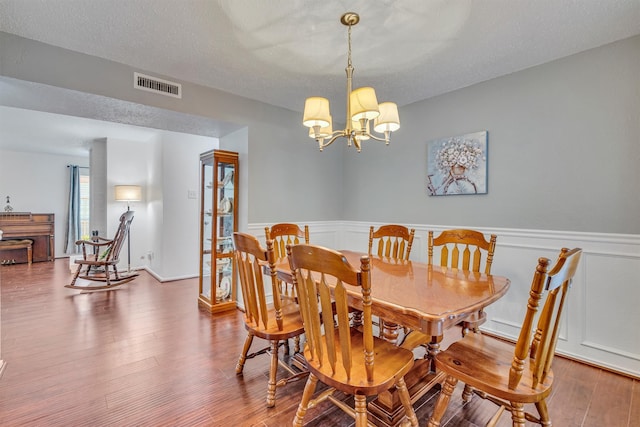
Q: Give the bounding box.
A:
[302,12,400,152]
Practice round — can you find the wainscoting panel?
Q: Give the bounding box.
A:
[581,253,640,361]
[250,221,640,377]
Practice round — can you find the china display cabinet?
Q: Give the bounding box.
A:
[198,150,238,312]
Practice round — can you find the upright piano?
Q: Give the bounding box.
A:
[0,213,55,263]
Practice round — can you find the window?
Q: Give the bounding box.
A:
[79,171,90,240]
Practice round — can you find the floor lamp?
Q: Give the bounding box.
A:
[114,185,142,273]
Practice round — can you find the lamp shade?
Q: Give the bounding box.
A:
[374,102,400,133]
[350,87,380,121]
[303,97,331,128]
[114,185,142,202]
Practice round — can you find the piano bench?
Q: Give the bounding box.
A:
[0,239,33,265]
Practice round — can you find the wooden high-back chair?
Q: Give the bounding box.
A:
[428,229,497,335]
[368,224,416,343]
[265,223,309,261]
[287,244,418,427]
[265,223,309,298]
[428,229,497,274]
[66,210,136,289]
[427,248,582,427]
[232,232,307,408]
[369,224,415,261]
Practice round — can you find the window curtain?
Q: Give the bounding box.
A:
[65,165,81,253]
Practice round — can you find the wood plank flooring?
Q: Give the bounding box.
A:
[0,259,637,426]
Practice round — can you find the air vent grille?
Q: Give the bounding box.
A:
[134,72,181,98]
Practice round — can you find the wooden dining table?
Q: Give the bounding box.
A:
[273,250,511,427]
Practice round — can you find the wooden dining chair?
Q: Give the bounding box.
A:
[232,232,308,408]
[429,229,497,335]
[428,228,496,273]
[368,224,415,261]
[287,243,418,427]
[427,247,582,427]
[265,223,309,261]
[265,223,309,299]
[367,224,416,343]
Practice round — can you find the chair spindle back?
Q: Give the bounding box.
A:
[265,223,309,261]
[428,229,497,274]
[287,244,373,381]
[233,232,282,331]
[510,247,582,390]
[105,211,134,263]
[369,225,415,261]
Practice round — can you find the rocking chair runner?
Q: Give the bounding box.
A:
[66,211,137,290]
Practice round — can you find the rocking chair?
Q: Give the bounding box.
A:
[65,211,138,290]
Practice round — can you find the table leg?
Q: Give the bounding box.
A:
[367,335,446,427]
[351,310,363,327]
[380,319,401,344]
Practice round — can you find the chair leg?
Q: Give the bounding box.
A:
[236,332,254,374]
[462,383,474,402]
[266,340,279,408]
[293,335,301,354]
[535,399,552,426]
[396,377,418,426]
[460,326,480,401]
[427,375,458,427]
[426,335,444,372]
[69,264,82,286]
[510,402,526,427]
[293,374,318,426]
[354,395,368,427]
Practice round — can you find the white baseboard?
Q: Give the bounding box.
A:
[142,266,197,283]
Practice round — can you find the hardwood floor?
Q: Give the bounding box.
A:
[0,259,637,426]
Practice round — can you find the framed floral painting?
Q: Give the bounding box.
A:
[427,131,487,196]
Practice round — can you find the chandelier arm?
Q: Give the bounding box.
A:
[318,131,349,150]
[364,132,388,143]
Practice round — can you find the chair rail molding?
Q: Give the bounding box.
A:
[249,220,640,378]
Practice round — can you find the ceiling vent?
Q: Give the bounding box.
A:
[134,72,181,98]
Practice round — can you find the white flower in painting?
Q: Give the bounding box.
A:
[436,137,483,174]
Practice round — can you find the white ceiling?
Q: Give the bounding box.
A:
[1,0,640,155]
[0,105,163,157]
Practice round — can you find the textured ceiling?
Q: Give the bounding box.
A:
[1,0,640,154]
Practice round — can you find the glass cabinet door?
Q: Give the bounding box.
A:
[198,150,238,312]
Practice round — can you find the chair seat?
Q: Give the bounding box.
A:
[244,302,305,341]
[435,333,554,404]
[305,329,415,396]
[76,254,115,266]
